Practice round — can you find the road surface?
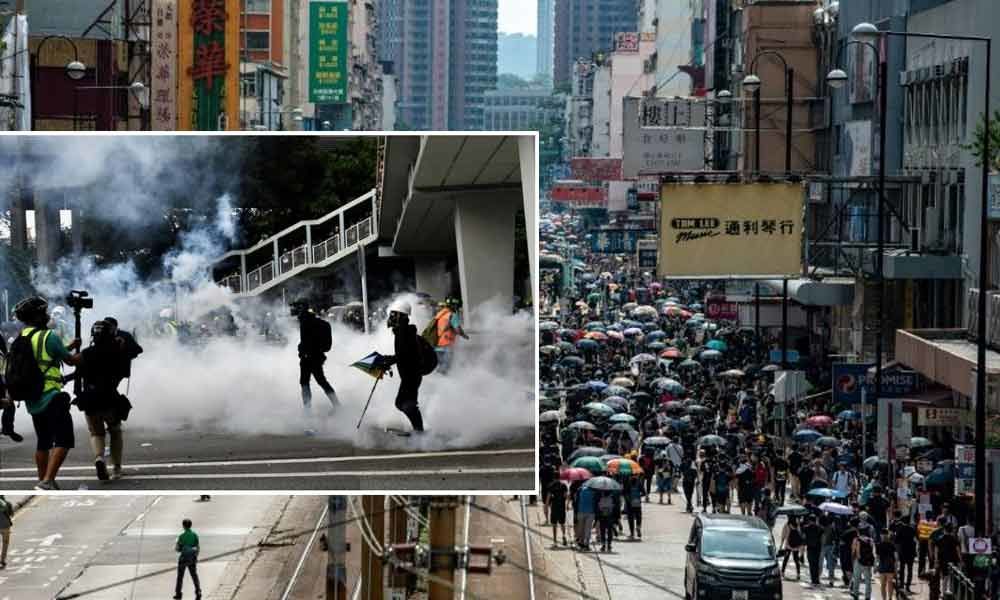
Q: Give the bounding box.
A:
[0,426,535,491]
[525,496,933,600]
[0,495,329,600]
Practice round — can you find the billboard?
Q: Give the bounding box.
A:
[606,181,631,212]
[832,363,874,407]
[570,157,622,182]
[590,229,648,254]
[177,0,239,130]
[705,297,738,320]
[657,183,804,277]
[640,97,708,128]
[622,97,705,177]
[845,121,872,177]
[151,0,178,131]
[309,1,349,103]
[550,182,607,207]
[615,32,639,53]
[637,241,657,268]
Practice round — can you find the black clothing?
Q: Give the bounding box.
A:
[388,323,424,431]
[78,344,123,414]
[113,330,142,382]
[297,314,328,358]
[867,495,891,531]
[299,355,335,405]
[32,392,75,451]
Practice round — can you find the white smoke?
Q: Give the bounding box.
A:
[16,137,534,451]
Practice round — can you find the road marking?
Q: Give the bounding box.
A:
[0,467,536,482]
[26,534,63,547]
[280,502,329,600]
[0,448,535,474]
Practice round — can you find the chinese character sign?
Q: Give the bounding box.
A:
[151,0,178,130]
[589,229,649,254]
[178,0,238,130]
[310,1,348,103]
[658,183,804,277]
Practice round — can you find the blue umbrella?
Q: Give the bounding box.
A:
[699,349,722,360]
[793,429,823,443]
[602,385,631,398]
[645,330,667,343]
[585,380,608,391]
[805,487,849,500]
[576,338,599,351]
[705,339,728,352]
[838,410,862,421]
[925,466,955,487]
[585,321,607,331]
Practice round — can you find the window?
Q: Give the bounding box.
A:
[246,31,269,52]
[241,72,257,98]
[245,0,270,13]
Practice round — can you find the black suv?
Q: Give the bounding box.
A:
[684,514,782,600]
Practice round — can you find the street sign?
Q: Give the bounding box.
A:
[637,246,657,268]
[918,407,967,427]
[832,363,875,407]
[589,229,650,254]
[956,444,975,495]
[705,297,738,320]
[770,349,799,364]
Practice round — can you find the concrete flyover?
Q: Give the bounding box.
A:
[380,134,538,324]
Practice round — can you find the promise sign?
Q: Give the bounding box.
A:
[658,183,803,277]
[309,1,348,103]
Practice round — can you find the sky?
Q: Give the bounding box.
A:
[499,0,536,35]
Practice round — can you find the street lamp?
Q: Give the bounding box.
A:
[851,22,880,44]
[742,50,795,173]
[31,35,87,130]
[717,89,732,99]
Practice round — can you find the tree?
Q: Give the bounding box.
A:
[963,109,1000,171]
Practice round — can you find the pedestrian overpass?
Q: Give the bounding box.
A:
[212,189,378,298]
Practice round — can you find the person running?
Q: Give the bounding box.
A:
[382,301,426,433]
[10,297,83,490]
[174,518,201,600]
[546,479,569,546]
[0,495,12,569]
[291,300,340,419]
[780,516,805,580]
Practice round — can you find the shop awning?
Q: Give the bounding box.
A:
[895,329,1000,399]
[760,277,855,307]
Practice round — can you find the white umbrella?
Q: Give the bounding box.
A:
[819,502,854,516]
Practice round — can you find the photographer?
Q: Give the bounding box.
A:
[103,317,143,386]
[76,320,128,481]
[9,296,82,491]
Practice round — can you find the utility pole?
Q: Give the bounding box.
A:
[428,497,458,600]
[361,496,385,600]
[387,497,410,596]
[327,496,348,600]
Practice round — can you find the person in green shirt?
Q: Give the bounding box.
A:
[13,296,82,491]
[174,518,202,599]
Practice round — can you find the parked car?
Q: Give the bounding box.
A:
[684,513,781,600]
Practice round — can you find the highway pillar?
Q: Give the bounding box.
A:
[518,136,537,306]
[454,193,518,325]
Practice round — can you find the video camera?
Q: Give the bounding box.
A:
[66,290,93,311]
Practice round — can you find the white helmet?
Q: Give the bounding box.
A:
[51,306,66,319]
[159,308,174,320]
[388,300,411,316]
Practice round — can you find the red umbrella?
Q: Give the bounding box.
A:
[660,348,682,358]
[806,415,834,428]
[560,467,594,482]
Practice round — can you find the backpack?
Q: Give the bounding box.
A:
[4,328,47,402]
[421,319,439,347]
[857,536,875,567]
[315,318,333,353]
[598,495,614,516]
[415,334,438,376]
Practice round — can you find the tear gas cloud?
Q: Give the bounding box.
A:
[17,137,534,449]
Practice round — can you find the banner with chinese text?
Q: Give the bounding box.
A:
[151,0,178,130]
[178,0,239,130]
[657,183,804,277]
[309,1,348,103]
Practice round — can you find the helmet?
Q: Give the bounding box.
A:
[159,308,174,320]
[289,299,310,317]
[14,296,49,324]
[446,297,462,309]
[51,306,66,319]
[90,319,113,345]
[387,300,411,329]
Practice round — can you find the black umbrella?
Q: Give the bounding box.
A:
[567,421,597,431]
[568,446,606,462]
[698,434,727,447]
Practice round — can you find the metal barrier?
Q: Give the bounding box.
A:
[946,563,976,600]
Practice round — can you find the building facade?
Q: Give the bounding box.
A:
[483,88,564,130]
[553,0,639,87]
[537,0,555,79]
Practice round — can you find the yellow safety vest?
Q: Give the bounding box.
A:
[917,520,938,542]
[22,327,63,395]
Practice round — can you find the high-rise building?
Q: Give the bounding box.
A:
[537,0,555,79]
[396,0,498,130]
[499,33,538,79]
[483,88,564,130]
[553,0,640,87]
[240,0,288,130]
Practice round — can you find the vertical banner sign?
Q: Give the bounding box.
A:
[151,0,178,130]
[309,1,348,103]
[178,0,238,130]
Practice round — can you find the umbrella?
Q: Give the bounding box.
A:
[660,347,683,359]
[609,413,637,424]
[600,454,624,463]
[585,321,607,331]
[705,339,728,352]
[910,437,934,449]
[583,402,615,417]
[662,400,685,413]
[806,415,834,428]
[606,330,625,342]
[557,329,578,342]
[925,466,955,487]
[567,421,597,431]
[629,391,653,407]
[792,429,822,443]
[606,458,643,476]
[699,349,723,360]
[653,378,685,395]
[664,418,689,431]
[629,353,657,365]
[540,321,559,331]
[819,502,854,516]
[698,434,727,447]
[556,341,576,354]
[609,423,636,433]
[645,330,667,343]
[602,397,629,412]
[571,456,607,475]
[584,331,608,341]
[805,487,849,500]
[814,436,841,449]
[585,380,608,391]
[633,306,658,321]
[776,504,810,517]
[678,358,702,370]
[583,476,622,491]
[863,456,889,472]
[623,327,644,337]
[540,397,560,411]
[568,446,606,462]
[559,467,593,482]
[539,345,561,356]
[603,385,631,398]
[761,364,781,372]
[576,338,599,351]
[646,341,667,352]
[610,377,635,389]
[560,356,585,368]
[686,405,712,416]
[641,436,672,448]
[539,410,561,423]
[719,368,745,378]
[837,410,862,421]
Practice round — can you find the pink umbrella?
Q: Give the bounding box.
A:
[660,348,682,358]
[806,415,834,428]
[585,331,608,341]
[560,467,594,482]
